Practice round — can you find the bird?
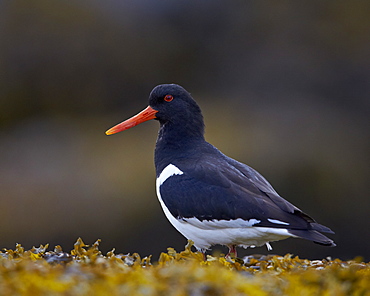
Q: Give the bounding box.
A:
[105,84,335,258]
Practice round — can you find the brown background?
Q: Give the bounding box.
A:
[0,1,369,261]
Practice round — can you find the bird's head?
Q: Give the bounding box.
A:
[105,84,204,137]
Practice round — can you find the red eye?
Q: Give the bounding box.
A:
[164,95,173,102]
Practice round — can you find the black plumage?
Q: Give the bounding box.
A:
[106,84,335,256]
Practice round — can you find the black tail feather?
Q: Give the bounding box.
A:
[310,222,335,234]
[289,229,336,247]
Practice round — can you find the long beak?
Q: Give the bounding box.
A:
[105,106,158,135]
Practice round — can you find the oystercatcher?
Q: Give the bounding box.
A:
[106,84,335,257]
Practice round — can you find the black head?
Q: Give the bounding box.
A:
[105,84,205,141]
[149,84,204,129]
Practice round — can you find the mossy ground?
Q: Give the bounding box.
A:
[0,238,368,296]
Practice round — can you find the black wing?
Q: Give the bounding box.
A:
[158,143,335,246]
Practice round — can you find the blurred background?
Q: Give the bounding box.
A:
[0,0,369,261]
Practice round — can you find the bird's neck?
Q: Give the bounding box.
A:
[154,121,205,173]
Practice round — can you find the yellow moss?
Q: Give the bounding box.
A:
[0,238,368,295]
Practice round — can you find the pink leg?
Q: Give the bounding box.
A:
[227,245,237,258]
[202,250,206,261]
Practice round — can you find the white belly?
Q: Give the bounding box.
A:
[155,164,293,251]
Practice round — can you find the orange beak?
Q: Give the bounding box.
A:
[105,106,158,135]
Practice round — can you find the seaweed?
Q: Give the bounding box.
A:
[0,238,368,295]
